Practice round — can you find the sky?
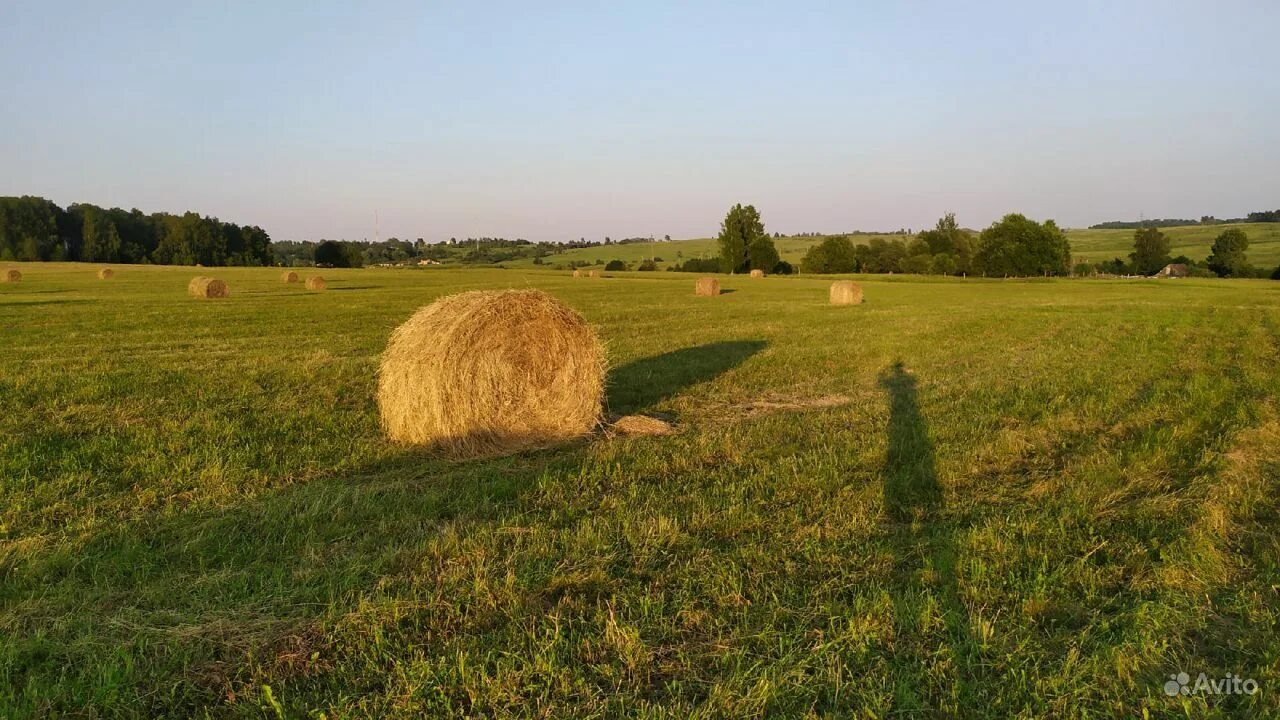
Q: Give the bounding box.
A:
[2,1,1278,243]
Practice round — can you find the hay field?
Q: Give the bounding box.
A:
[2,263,1279,718]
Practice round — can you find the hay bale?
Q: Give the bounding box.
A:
[377,289,605,457]
[188,276,229,299]
[695,277,720,296]
[572,269,582,278]
[281,270,299,283]
[2,268,22,283]
[829,280,863,305]
[749,269,764,278]
[98,268,114,280]
[587,270,598,278]
[305,276,327,290]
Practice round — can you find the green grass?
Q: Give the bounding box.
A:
[3,263,1279,718]
[504,223,1280,272]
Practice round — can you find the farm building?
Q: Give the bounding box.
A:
[1155,263,1189,278]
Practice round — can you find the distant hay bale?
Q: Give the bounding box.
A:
[281,270,299,283]
[695,277,720,296]
[377,289,605,457]
[587,270,599,278]
[305,276,326,290]
[572,269,582,278]
[2,268,22,283]
[829,280,863,305]
[188,276,229,299]
[749,269,764,278]
[97,268,114,280]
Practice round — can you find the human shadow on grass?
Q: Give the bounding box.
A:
[606,340,765,415]
[879,361,979,712]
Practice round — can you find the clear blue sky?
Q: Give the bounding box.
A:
[3,1,1277,242]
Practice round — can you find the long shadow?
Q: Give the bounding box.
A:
[879,361,977,711]
[607,340,765,414]
[3,440,582,715]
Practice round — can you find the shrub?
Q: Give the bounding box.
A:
[604,260,628,271]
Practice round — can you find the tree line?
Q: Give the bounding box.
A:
[1090,208,1280,229]
[0,195,272,266]
[790,212,1071,277]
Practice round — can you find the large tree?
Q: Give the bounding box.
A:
[747,235,781,272]
[716,204,771,274]
[1206,228,1251,277]
[800,235,857,273]
[80,206,122,263]
[916,212,975,274]
[974,214,1071,277]
[1129,227,1171,275]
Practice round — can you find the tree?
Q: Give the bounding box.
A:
[974,214,1071,276]
[605,259,628,271]
[716,204,768,273]
[917,213,975,273]
[900,253,932,274]
[314,240,346,267]
[1206,229,1250,277]
[930,253,957,275]
[1129,227,1171,275]
[81,207,122,262]
[747,235,780,272]
[800,235,857,273]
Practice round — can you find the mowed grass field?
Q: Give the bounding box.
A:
[3,263,1279,718]
[505,223,1280,271]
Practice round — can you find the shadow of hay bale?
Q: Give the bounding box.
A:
[607,340,766,415]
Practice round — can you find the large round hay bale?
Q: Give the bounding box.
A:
[829,280,863,305]
[695,277,720,296]
[281,270,299,283]
[305,276,327,290]
[188,276,229,299]
[572,269,582,278]
[2,268,22,283]
[587,270,599,278]
[749,269,764,278]
[98,268,114,280]
[378,289,605,457]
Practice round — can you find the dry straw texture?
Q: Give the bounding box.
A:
[97,268,114,280]
[188,276,229,299]
[378,289,606,457]
[572,269,582,278]
[830,280,864,305]
[611,414,675,437]
[587,270,598,278]
[305,276,327,290]
[695,277,720,296]
[749,269,764,278]
[281,271,299,283]
[2,268,22,283]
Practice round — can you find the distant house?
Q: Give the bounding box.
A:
[1155,263,1189,278]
